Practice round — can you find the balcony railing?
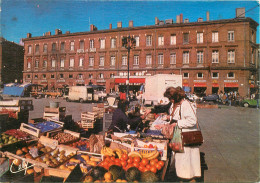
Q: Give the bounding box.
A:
[77,49,84,53]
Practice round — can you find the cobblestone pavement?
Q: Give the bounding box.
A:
[27,98,260,182]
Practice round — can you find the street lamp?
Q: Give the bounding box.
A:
[122,35,136,101]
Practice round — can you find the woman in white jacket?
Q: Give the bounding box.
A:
[155,87,201,181]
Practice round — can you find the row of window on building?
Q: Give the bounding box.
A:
[26,71,236,81]
[27,49,237,69]
[27,31,238,54]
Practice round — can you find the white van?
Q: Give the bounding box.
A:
[143,74,182,105]
[66,86,96,103]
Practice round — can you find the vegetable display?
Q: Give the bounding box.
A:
[59,154,101,173]
[99,148,163,174]
[51,132,78,144]
[34,148,75,168]
[15,142,53,159]
[4,129,31,140]
[0,133,19,146]
[69,140,90,151]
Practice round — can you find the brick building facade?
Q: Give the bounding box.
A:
[0,37,24,85]
[22,10,258,97]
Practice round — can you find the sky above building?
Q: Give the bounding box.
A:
[1,0,259,44]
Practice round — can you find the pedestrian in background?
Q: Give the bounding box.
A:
[255,90,259,109]
[219,91,224,104]
[228,92,232,106]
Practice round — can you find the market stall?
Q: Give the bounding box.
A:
[0,103,173,182]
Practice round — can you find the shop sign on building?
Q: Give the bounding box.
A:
[224,80,238,83]
[76,80,84,83]
[57,79,65,83]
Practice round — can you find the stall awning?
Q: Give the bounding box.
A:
[115,78,145,84]
[212,83,219,87]
[224,83,239,87]
[194,83,207,87]
[183,83,189,87]
[250,84,256,88]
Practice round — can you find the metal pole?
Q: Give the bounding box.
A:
[127,47,130,101]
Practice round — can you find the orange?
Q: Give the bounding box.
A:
[122,154,128,161]
[158,160,164,167]
[150,166,157,173]
[155,164,162,170]
[133,157,141,163]
[140,158,149,166]
[104,172,113,181]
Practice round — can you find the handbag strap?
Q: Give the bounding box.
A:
[179,100,200,130]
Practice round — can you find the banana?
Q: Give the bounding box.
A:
[101,148,105,155]
[148,151,159,160]
[115,151,122,159]
[114,148,122,159]
[128,151,142,159]
[106,147,115,156]
[140,149,158,159]
[114,148,122,154]
[121,149,128,154]
[101,146,115,156]
[105,147,116,156]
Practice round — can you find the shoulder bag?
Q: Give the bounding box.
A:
[180,101,204,146]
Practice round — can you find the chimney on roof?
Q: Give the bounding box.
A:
[129,20,134,27]
[184,19,189,23]
[27,33,32,38]
[90,24,97,31]
[109,23,112,29]
[198,18,203,22]
[180,13,183,23]
[66,31,70,34]
[176,15,180,23]
[206,11,210,21]
[159,20,164,25]
[236,7,245,18]
[155,17,159,25]
[55,29,62,35]
[45,31,51,36]
[165,19,173,24]
[117,21,122,28]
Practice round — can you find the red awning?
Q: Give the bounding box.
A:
[194,83,207,87]
[115,78,145,84]
[250,84,256,88]
[183,83,189,87]
[212,83,219,87]
[224,83,239,87]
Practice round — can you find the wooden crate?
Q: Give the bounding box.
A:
[43,107,66,120]
[46,129,80,145]
[81,112,97,121]
[131,145,168,161]
[20,119,64,138]
[44,107,66,113]
[81,122,94,129]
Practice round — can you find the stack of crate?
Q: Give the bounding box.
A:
[92,106,105,118]
[43,106,66,121]
[0,99,33,130]
[0,99,32,118]
[80,112,97,130]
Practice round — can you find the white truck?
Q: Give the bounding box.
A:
[65,86,98,103]
[143,74,182,105]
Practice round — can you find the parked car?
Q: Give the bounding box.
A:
[240,99,257,107]
[202,94,219,102]
[186,93,202,102]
